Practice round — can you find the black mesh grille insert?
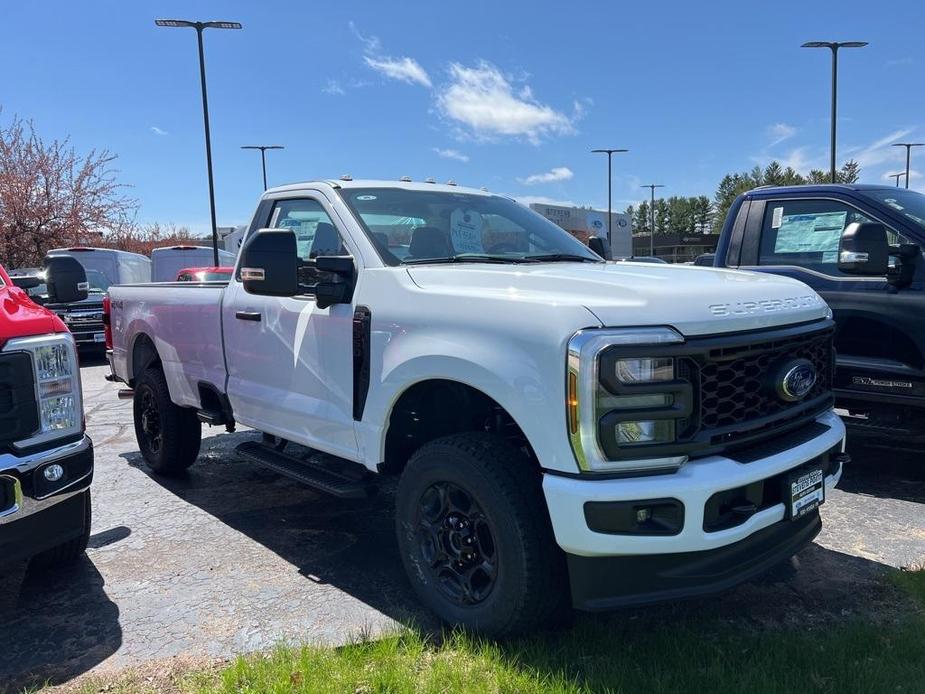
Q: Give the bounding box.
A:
[699,327,833,432]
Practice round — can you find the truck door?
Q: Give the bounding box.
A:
[222,195,360,461]
[736,196,925,410]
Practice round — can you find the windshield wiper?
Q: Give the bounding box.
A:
[523,253,602,263]
[403,254,538,265]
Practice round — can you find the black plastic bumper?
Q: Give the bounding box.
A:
[0,438,93,567]
[567,511,821,611]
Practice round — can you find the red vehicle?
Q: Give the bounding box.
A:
[176,266,234,282]
[0,259,94,571]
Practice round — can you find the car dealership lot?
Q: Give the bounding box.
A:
[1,358,923,691]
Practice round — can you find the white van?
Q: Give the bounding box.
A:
[150,245,237,282]
[48,247,151,290]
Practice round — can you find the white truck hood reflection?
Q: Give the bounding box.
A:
[406,261,830,336]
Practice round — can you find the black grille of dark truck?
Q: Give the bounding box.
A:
[0,352,39,448]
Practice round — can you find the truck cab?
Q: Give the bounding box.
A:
[715,184,925,446]
[1,259,94,573]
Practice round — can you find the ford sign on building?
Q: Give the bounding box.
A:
[528,203,632,258]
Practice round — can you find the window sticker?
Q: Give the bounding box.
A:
[771,206,783,229]
[450,209,484,254]
[773,211,846,254]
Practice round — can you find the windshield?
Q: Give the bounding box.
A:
[85,269,110,292]
[338,188,602,265]
[862,189,925,233]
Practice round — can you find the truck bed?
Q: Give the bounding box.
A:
[109,282,228,408]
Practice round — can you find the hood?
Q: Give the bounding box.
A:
[0,286,66,348]
[406,262,829,336]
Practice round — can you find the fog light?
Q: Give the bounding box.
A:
[43,464,65,482]
[635,508,652,523]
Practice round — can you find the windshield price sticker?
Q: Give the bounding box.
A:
[450,209,484,254]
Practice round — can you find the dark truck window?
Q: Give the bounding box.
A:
[758,199,886,276]
[269,198,351,292]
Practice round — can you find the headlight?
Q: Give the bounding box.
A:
[3,334,83,447]
[567,327,690,474]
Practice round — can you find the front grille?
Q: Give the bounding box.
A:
[700,327,833,431]
[0,353,39,447]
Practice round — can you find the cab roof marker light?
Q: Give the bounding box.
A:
[400,176,412,182]
[340,174,353,181]
[425,177,436,184]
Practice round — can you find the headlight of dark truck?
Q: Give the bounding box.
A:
[567,327,689,474]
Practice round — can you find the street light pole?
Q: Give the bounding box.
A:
[801,41,868,184]
[241,145,285,191]
[591,148,628,245]
[889,172,905,187]
[156,19,242,266]
[892,143,924,189]
[640,184,664,258]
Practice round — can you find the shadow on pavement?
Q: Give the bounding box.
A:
[123,431,911,642]
[0,555,122,693]
[122,430,436,634]
[839,441,924,504]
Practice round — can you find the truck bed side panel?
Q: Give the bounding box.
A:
[110,284,226,408]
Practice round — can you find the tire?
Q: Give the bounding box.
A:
[395,432,568,636]
[133,366,201,474]
[31,489,91,569]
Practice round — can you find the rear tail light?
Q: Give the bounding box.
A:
[102,295,113,349]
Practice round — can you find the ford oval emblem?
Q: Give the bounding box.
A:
[777,359,817,402]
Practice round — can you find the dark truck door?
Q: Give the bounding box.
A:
[732,195,925,435]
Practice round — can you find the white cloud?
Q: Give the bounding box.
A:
[767,122,796,147]
[323,79,345,95]
[886,57,913,67]
[348,20,380,53]
[518,166,574,185]
[843,128,915,168]
[150,126,168,136]
[511,194,578,208]
[364,55,431,87]
[432,147,469,163]
[437,61,577,143]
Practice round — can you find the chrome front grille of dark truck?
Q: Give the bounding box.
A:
[0,352,39,448]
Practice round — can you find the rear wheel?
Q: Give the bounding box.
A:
[395,432,567,636]
[133,366,201,474]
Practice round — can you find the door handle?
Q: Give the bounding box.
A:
[235,311,261,322]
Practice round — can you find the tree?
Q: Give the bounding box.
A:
[0,113,136,268]
[692,196,714,233]
[654,199,670,235]
[632,201,650,235]
[712,159,862,233]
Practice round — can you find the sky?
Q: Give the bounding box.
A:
[2,0,924,233]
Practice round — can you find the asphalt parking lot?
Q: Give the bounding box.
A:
[1,356,923,691]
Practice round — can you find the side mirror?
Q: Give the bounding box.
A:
[314,256,355,309]
[587,236,612,260]
[10,275,42,290]
[240,228,299,296]
[43,256,89,304]
[838,222,890,276]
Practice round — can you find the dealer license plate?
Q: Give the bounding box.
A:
[94,333,106,343]
[788,468,824,519]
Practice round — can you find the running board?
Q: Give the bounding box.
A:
[235,440,376,499]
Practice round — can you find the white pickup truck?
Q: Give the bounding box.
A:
[107,179,847,635]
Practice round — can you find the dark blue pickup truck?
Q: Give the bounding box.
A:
[714,184,925,447]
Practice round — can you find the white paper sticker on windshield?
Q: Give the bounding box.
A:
[774,212,846,254]
[771,206,783,229]
[450,209,484,254]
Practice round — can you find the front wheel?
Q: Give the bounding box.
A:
[133,366,201,475]
[395,432,568,636]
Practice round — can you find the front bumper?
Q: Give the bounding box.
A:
[543,410,845,606]
[0,435,93,565]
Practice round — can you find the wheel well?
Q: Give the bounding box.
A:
[836,316,923,369]
[130,334,160,385]
[381,379,534,475]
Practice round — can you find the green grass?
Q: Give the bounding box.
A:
[63,568,925,694]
